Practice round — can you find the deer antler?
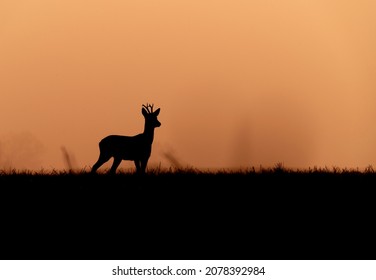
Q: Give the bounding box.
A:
[142,103,154,113]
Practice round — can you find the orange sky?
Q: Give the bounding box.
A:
[1,0,376,171]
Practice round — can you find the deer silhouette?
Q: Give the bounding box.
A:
[91,103,161,174]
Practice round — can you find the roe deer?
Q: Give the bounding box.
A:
[91,103,161,174]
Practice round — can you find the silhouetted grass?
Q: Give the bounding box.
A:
[1,163,374,176]
[1,164,375,190]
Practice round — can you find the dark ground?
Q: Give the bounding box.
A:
[0,170,375,260]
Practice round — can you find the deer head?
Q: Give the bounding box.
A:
[142,103,161,128]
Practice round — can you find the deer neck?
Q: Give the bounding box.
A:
[143,123,155,143]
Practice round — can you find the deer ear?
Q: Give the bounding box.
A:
[142,108,148,116]
[154,108,160,116]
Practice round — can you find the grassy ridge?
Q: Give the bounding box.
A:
[1,166,375,260]
[1,164,375,184]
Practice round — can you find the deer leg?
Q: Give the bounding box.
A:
[109,157,122,174]
[91,153,111,173]
[140,158,149,174]
[134,160,141,174]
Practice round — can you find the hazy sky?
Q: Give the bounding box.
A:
[1,0,376,171]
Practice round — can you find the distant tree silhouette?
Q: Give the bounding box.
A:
[91,103,161,174]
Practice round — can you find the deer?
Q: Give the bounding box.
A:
[91,103,161,174]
